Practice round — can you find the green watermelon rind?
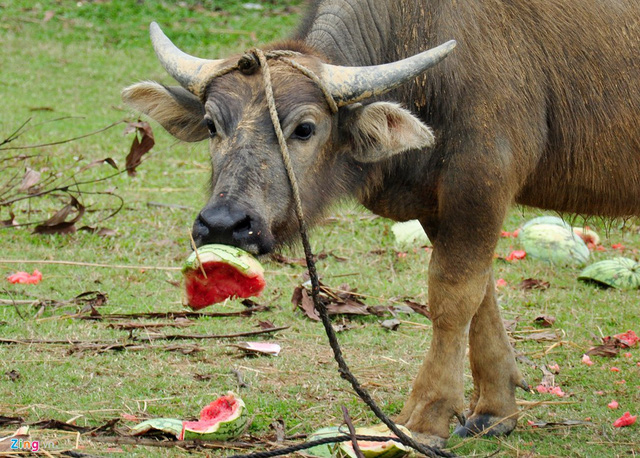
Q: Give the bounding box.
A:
[181,393,248,441]
[336,425,412,458]
[521,216,571,231]
[305,426,343,457]
[519,223,590,267]
[130,418,184,438]
[578,257,640,290]
[182,244,264,277]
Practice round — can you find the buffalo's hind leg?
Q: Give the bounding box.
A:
[453,271,528,438]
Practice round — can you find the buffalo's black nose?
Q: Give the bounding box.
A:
[191,204,273,254]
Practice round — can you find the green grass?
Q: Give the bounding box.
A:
[1,2,639,457]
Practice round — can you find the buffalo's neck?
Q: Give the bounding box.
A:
[296,0,393,66]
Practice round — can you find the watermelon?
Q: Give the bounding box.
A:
[336,424,412,458]
[519,222,590,267]
[181,391,248,441]
[130,392,248,441]
[578,257,640,290]
[182,244,266,310]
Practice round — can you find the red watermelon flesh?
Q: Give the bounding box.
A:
[179,392,247,440]
[182,395,236,432]
[184,261,265,310]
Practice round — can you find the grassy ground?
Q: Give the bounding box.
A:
[1,1,639,457]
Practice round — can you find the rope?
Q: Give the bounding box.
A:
[211,48,456,458]
[228,434,396,458]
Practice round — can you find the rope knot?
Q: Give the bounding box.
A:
[238,51,260,75]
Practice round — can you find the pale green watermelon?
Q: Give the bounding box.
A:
[578,257,640,290]
[519,223,589,266]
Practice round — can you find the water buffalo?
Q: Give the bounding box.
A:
[122,0,640,446]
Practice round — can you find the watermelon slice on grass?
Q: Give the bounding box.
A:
[131,392,248,441]
[182,244,266,310]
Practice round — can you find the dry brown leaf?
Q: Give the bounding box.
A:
[534,315,556,327]
[403,300,432,319]
[18,167,41,192]
[519,278,551,290]
[125,120,155,176]
[33,196,85,235]
[1,211,18,227]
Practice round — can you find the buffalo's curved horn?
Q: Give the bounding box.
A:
[320,40,457,106]
[150,22,224,94]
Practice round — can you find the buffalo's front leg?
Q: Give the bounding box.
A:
[454,271,528,437]
[395,158,514,443]
[396,253,492,444]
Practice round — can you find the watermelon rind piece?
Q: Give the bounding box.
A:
[181,391,248,441]
[578,257,640,290]
[337,424,412,458]
[391,220,430,247]
[182,244,264,277]
[305,426,344,457]
[519,223,589,267]
[130,418,184,438]
[521,216,571,231]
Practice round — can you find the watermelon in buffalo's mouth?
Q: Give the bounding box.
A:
[182,244,266,310]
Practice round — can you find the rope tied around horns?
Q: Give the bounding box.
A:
[215,48,455,458]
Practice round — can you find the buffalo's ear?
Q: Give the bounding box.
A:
[342,102,435,162]
[122,82,208,142]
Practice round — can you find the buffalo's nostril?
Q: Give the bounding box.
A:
[233,216,252,235]
[191,204,273,254]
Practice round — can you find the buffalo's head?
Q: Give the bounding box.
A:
[123,23,454,254]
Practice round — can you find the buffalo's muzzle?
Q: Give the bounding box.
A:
[192,204,274,255]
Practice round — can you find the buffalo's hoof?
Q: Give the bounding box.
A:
[453,414,516,438]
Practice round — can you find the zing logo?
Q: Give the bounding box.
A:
[10,438,53,452]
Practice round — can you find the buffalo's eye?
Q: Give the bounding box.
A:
[205,117,216,137]
[292,122,315,140]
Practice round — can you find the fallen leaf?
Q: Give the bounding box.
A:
[586,337,627,357]
[534,315,556,327]
[33,196,85,235]
[257,320,277,330]
[1,211,18,227]
[519,278,550,290]
[120,413,142,422]
[403,300,431,319]
[124,120,155,176]
[78,226,117,237]
[613,412,637,428]
[231,341,281,356]
[519,329,560,341]
[5,369,20,381]
[18,167,41,192]
[292,286,319,321]
[380,319,401,331]
[527,419,592,428]
[7,270,42,285]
